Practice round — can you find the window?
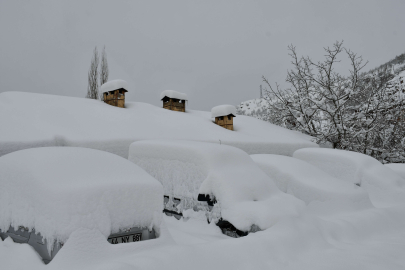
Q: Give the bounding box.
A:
[227,115,232,120]
[218,116,224,121]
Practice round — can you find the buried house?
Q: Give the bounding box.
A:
[211,105,236,131]
[160,90,187,112]
[101,80,129,108]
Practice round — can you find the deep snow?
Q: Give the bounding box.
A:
[1,92,405,270]
[0,92,317,158]
[251,154,370,205]
[0,147,163,252]
[293,148,405,207]
[2,202,405,270]
[128,140,304,231]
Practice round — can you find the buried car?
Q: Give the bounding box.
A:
[128,140,304,237]
[0,147,163,264]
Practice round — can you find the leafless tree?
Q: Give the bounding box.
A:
[262,41,405,162]
[86,47,99,99]
[99,46,109,94]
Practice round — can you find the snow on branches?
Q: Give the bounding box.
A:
[262,41,405,163]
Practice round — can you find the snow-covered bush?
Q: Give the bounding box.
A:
[293,148,405,207]
[251,154,369,205]
[128,140,304,232]
[261,41,405,163]
[0,147,163,252]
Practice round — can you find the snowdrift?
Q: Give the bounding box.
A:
[251,154,370,205]
[0,92,317,158]
[0,147,163,251]
[385,163,405,179]
[293,148,405,207]
[128,140,305,232]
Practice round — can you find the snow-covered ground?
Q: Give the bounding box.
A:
[0,92,316,158]
[2,203,405,270]
[1,91,405,269]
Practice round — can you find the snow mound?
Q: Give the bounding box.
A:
[128,140,304,231]
[160,90,187,100]
[251,154,370,205]
[100,79,129,93]
[293,148,405,207]
[211,105,237,118]
[385,163,405,179]
[0,92,317,158]
[0,147,163,252]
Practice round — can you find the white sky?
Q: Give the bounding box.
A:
[0,0,404,110]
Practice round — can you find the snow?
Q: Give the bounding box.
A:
[100,79,129,93]
[385,163,405,179]
[237,98,267,120]
[128,140,305,231]
[293,148,405,207]
[2,92,405,269]
[211,104,237,118]
[0,92,317,158]
[0,147,163,252]
[3,200,405,270]
[251,154,370,205]
[160,90,188,100]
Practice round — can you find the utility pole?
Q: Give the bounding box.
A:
[260,85,263,99]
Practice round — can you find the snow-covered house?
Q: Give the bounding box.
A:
[211,105,236,130]
[101,80,129,108]
[160,90,187,112]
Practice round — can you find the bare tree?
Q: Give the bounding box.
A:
[99,46,109,91]
[262,41,405,162]
[86,47,99,100]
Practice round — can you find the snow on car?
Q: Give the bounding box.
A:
[128,140,304,237]
[0,147,163,264]
[250,154,370,205]
[293,148,405,207]
[385,163,405,179]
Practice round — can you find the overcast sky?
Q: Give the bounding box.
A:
[0,0,404,110]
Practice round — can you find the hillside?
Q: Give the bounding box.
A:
[238,53,405,120]
[0,92,316,158]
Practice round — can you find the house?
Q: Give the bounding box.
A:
[101,80,129,108]
[211,105,236,130]
[160,90,187,112]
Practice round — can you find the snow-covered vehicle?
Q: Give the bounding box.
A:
[128,140,304,237]
[293,148,405,207]
[0,147,163,264]
[250,154,369,205]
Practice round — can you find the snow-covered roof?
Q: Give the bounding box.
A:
[129,140,304,232]
[100,80,129,93]
[160,90,187,101]
[0,92,317,158]
[211,105,237,118]
[0,147,163,252]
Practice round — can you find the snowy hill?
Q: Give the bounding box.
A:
[238,54,405,121]
[237,98,268,120]
[0,92,316,157]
